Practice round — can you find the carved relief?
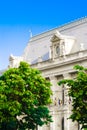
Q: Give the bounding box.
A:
[50,31,67,59]
[9,54,23,68]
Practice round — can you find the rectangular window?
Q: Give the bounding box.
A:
[62,117,64,130]
[62,85,64,105]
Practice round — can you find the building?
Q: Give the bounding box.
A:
[9,17,87,130]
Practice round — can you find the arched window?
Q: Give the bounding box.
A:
[62,117,64,130]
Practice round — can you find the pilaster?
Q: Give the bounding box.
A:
[50,111,56,130]
[63,73,72,130]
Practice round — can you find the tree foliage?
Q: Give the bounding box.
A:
[0,62,52,130]
[58,65,87,129]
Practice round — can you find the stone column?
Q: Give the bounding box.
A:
[63,73,71,130]
[49,75,58,107]
[38,126,42,130]
[79,43,84,57]
[63,73,78,130]
[49,75,56,91]
[64,109,70,130]
[49,76,56,130]
[50,111,55,130]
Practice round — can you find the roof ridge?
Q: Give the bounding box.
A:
[58,16,87,31]
[29,16,87,41]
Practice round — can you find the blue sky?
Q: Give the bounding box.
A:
[0,0,87,69]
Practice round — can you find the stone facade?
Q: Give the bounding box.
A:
[9,17,87,130]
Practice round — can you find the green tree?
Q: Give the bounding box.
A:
[58,65,87,129]
[0,62,52,130]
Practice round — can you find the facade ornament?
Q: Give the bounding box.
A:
[9,54,23,68]
[49,47,52,59]
[69,97,72,104]
[38,56,42,63]
[80,43,84,51]
[62,44,66,59]
[9,54,15,67]
[56,30,61,37]
[29,29,32,38]
[54,97,57,105]
[58,98,62,106]
[57,97,72,106]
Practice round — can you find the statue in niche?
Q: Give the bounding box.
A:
[58,98,62,106]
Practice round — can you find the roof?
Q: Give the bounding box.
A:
[22,17,87,65]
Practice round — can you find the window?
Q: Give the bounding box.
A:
[62,85,64,105]
[56,45,60,55]
[62,117,64,130]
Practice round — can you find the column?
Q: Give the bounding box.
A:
[49,76,56,130]
[38,126,42,130]
[63,73,71,130]
[50,111,55,130]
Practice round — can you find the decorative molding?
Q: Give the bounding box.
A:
[80,43,84,51]
[28,17,87,42]
[9,54,23,68]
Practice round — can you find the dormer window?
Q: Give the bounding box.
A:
[50,32,61,59]
[51,31,72,60]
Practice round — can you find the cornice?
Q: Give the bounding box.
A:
[29,17,87,42]
[34,55,87,72]
[58,16,87,32]
[38,56,87,71]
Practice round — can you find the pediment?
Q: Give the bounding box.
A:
[51,31,62,42]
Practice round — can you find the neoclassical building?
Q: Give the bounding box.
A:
[9,17,87,130]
